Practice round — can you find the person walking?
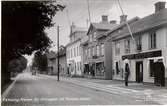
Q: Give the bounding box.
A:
[125,63,130,86]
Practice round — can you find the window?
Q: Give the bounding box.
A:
[149,32,156,49]
[124,39,130,53]
[97,45,100,56]
[74,47,76,57]
[101,44,104,56]
[78,46,80,56]
[92,46,96,56]
[135,36,142,51]
[85,49,88,59]
[67,50,68,58]
[71,49,73,58]
[149,59,154,77]
[115,42,120,55]
[90,34,93,42]
[77,47,79,56]
[92,46,95,56]
[88,48,91,58]
[93,32,97,39]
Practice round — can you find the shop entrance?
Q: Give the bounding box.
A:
[136,61,143,83]
[154,60,165,86]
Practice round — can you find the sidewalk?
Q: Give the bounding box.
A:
[70,77,167,91]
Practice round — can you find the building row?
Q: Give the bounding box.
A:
[50,2,167,87]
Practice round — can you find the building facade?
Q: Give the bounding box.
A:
[82,15,117,79]
[66,24,87,77]
[110,2,167,86]
[57,45,67,76]
[46,51,57,75]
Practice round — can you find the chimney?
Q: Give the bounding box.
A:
[110,20,117,24]
[120,15,127,23]
[154,2,166,12]
[101,15,108,23]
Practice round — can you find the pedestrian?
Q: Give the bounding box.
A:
[125,63,130,86]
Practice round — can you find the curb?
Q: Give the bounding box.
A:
[2,74,20,99]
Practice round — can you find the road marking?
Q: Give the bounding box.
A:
[2,74,20,99]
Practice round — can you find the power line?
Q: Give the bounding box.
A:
[117,0,136,44]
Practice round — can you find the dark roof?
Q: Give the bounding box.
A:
[106,17,140,35]
[92,23,117,30]
[87,22,117,35]
[70,27,87,37]
[112,9,167,41]
[46,51,56,60]
[66,38,81,47]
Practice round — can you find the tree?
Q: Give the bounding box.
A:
[2,1,65,86]
[32,51,48,73]
[8,56,27,73]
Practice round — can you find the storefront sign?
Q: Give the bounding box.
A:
[122,50,162,60]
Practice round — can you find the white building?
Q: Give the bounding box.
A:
[110,2,167,86]
[66,23,87,77]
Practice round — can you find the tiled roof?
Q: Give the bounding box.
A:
[96,17,140,39]
[92,22,117,30]
[112,9,167,41]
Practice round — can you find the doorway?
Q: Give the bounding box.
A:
[154,60,165,86]
[136,61,143,83]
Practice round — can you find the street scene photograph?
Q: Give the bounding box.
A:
[1,0,167,105]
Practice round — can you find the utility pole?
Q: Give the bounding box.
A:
[57,26,60,81]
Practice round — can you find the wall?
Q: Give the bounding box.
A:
[66,40,82,76]
[104,41,113,79]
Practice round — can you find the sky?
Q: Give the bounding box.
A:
[26,0,167,65]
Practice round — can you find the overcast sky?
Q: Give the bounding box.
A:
[45,0,166,50]
[26,0,167,65]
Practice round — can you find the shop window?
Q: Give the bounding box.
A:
[149,59,154,77]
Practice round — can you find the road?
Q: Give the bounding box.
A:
[2,72,159,106]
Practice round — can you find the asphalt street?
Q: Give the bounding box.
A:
[2,72,160,106]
